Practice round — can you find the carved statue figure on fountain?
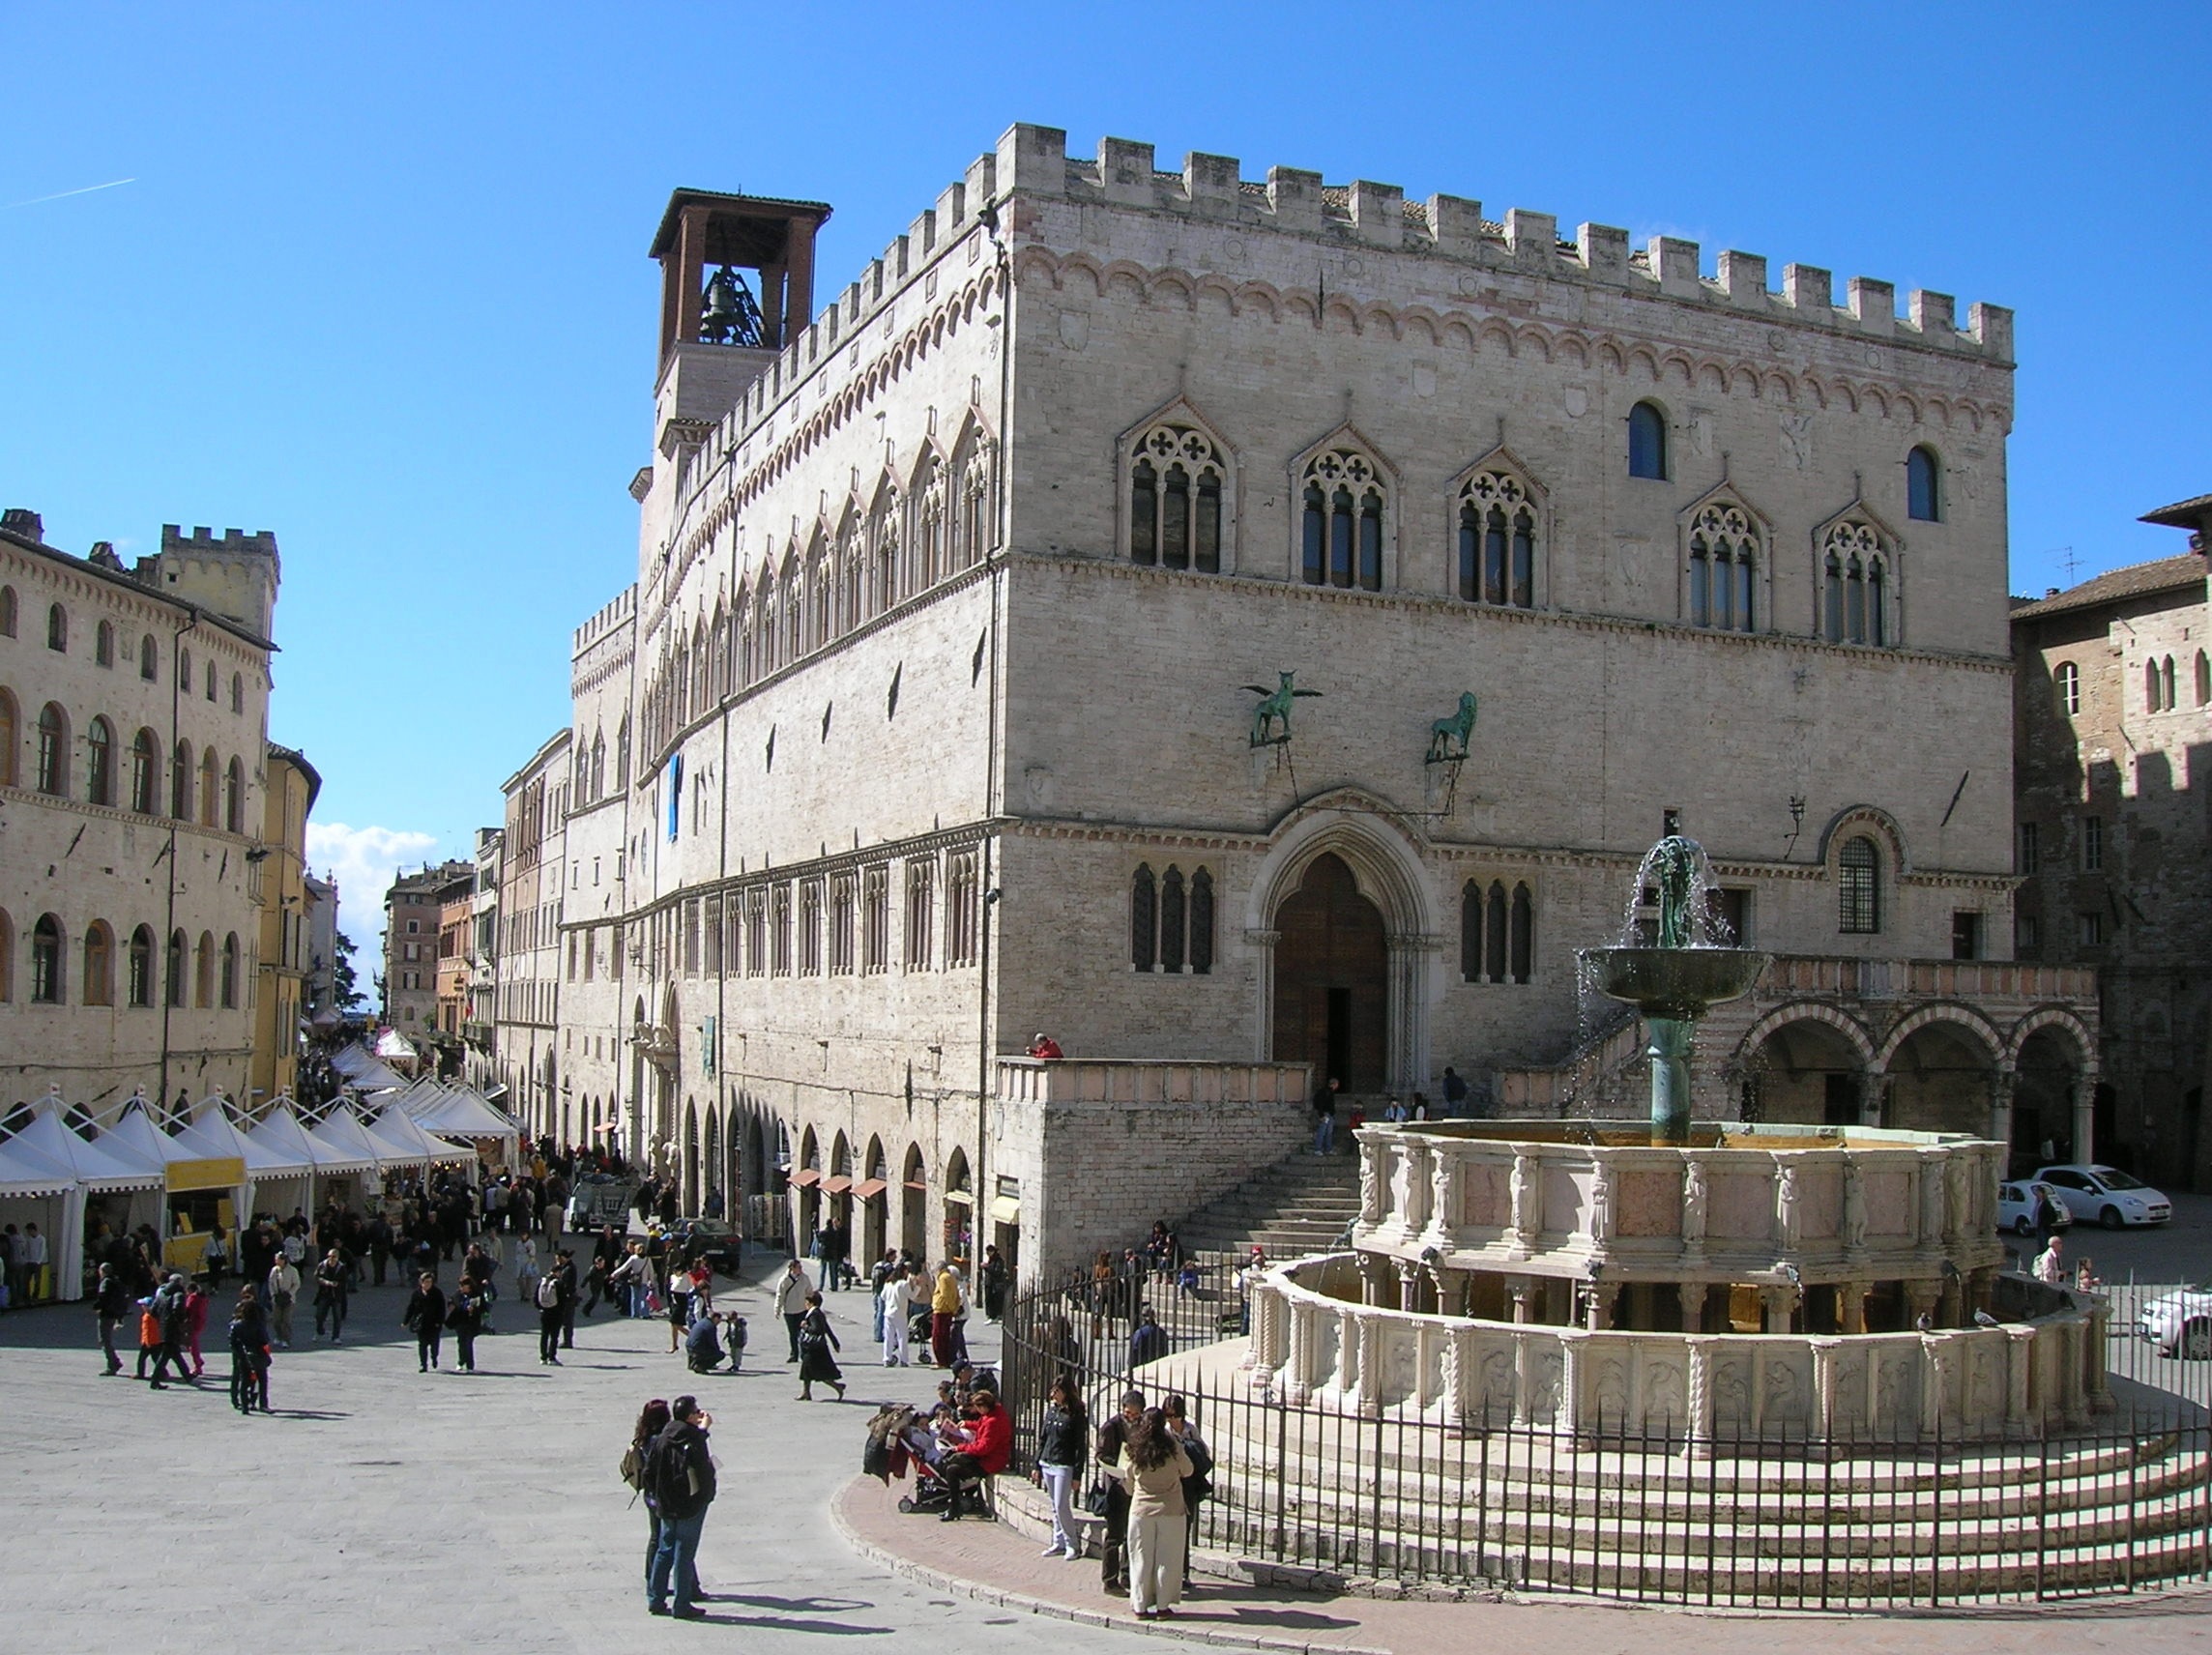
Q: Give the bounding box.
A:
[1508,1151,1539,1257]
[1775,1161,1802,1250]
[1357,1138,1384,1225]
[1843,1160,1869,1255]
[1680,1157,1708,1256]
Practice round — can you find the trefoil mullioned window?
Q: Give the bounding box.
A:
[1129,863,1214,973]
[1821,520,1891,647]
[1128,423,1224,573]
[1299,448,1384,592]
[1687,501,1759,632]
[1455,469,1536,608]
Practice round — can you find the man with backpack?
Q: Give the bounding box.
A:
[647,1396,716,1619]
[537,1257,568,1365]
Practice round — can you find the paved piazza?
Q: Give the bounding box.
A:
[10,1234,2210,1655]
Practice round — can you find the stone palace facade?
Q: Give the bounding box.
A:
[501,125,2098,1275]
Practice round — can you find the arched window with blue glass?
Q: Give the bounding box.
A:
[1906,446,1941,522]
[1628,401,1668,480]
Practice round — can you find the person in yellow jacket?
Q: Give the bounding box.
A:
[930,1263,961,1367]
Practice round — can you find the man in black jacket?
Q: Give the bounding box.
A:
[1094,1388,1145,1593]
[647,1396,716,1618]
[94,1263,130,1375]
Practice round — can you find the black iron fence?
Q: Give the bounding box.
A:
[1000,1263,2212,1611]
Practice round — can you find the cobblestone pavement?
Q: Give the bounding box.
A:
[11,1243,2211,1655]
[2,1254,1128,1655]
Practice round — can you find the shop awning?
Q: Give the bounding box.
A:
[820,1175,853,1196]
[903,1177,927,1192]
[989,1195,1022,1224]
[787,1168,821,1187]
[944,1188,974,1205]
[851,1178,888,1201]
[9,1106,165,1193]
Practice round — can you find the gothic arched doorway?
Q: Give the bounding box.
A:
[1272,852,1388,1093]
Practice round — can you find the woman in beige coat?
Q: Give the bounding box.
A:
[1108,1407,1194,1618]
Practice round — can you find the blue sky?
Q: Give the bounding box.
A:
[4,3,2205,940]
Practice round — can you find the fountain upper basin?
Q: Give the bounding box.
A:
[1580,945,1770,1020]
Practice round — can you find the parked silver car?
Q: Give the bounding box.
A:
[1995,1180,2072,1236]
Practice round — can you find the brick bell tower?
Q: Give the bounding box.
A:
[649,189,832,366]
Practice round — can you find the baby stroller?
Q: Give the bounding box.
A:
[896,1453,993,1520]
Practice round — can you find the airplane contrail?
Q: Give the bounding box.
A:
[2,177,137,211]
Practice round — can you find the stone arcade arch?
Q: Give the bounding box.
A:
[900,1143,927,1259]
[683,1100,700,1216]
[860,1136,888,1263]
[797,1126,821,1255]
[1877,1006,2002,1137]
[2006,1008,2098,1167]
[1248,795,1436,1093]
[1739,1006,1877,1125]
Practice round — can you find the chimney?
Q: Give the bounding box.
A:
[2046,587,2061,599]
[1,508,44,541]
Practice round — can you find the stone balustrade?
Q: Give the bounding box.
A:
[1244,1253,2104,1445]
[995,1057,1308,1109]
[1355,1120,2007,1288]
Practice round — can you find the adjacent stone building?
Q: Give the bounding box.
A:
[2012,494,2212,1190]
[381,858,472,1036]
[248,742,321,1105]
[501,126,2099,1274]
[0,512,283,1119]
[492,731,568,1131]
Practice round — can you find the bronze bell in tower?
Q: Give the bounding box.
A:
[701,266,743,343]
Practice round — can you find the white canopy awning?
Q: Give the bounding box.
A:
[8,1106,165,1192]
[307,1105,406,1172]
[247,1101,377,1175]
[170,1100,311,1177]
[364,1107,475,1167]
[400,1084,522,1146]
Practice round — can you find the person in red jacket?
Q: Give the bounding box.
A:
[1027,1032,1063,1060]
[936,1387,1011,1521]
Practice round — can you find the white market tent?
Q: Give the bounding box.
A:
[330,1042,409,1092]
[306,1105,409,1175]
[0,1122,86,1304]
[397,1083,522,1164]
[372,1028,419,1063]
[169,1097,306,1232]
[363,1106,475,1171]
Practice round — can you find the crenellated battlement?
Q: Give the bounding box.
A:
[572,583,637,657]
[988,124,2011,363]
[158,524,279,559]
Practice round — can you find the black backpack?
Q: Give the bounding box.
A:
[650,1427,695,1514]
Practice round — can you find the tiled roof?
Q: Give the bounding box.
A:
[2009,553,2206,621]
[2141,493,2212,530]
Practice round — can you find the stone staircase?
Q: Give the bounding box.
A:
[1173,1147,1362,1262]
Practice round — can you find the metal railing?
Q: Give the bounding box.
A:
[999,1263,2212,1610]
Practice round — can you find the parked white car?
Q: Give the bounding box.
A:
[2029,1164,2172,1230]
[1995,1180,2073,1236]
[2137,1281,2212,1360]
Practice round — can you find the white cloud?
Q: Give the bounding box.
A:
[305,822,440,953]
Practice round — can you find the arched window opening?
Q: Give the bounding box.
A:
[0,689,15,787]
[1189,868,1214,974]
[2197,652,2209,707]
[2144,660,2161,713]
[31,914,63,1002]
[0,909,12,1002]
[1485,883,1508,983]
[139,634,157,681]
[220,933,240,1008]
[96,621,114,667]
[86,717,113,806]
[165,929,187,1007]
[36,702,68,795]
[1460,880,1483,981]
[1687,501,1758,632]
[171,740,192,819]
[1510,885,1534,983]
[204,660,216,701]
[131,728,159,814]
[194,932,215,1008]
[46,603,67,652]
[1838,835,1880,934]
[1906,446,1941,522]
[0,586,14,636]
[198,747,218,827]
[178,647,191,691]
[1299,448,1385,592]
[1456,469,1537,609]
[128,925,154,1006]
[224,756,244,832]
[230,672,244,713]
[1159,866,1186,973]
[1822,520,1892,647]
[1130,864,1156,973]
[1628,401,1668,479]
[2053,661,2081,716]
[1128,422,1225,574]
[83,920,113,1005]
